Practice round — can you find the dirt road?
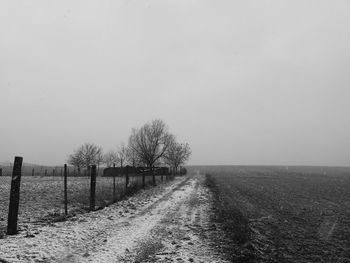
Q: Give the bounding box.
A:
[0,175,228,263]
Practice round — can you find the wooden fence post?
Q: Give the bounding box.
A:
[32,168,34,176]
[113,163,116,202]
[45,169,47,177]
[90,165,96,211]
[125,166,129,194]
[7,156,23,235]
[142,173,145,189]
[152,167,156,187]
[64,164,68,215]
[0,168,2,177]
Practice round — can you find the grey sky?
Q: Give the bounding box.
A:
[1,0,350,166]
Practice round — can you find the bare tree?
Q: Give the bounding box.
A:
[68,143,103,175]
[104,150,118,168]
[116,143,128,168]
[67,152,84,174]
[129,119,174,185]
[163,142,191,174]
[127,131,143,167]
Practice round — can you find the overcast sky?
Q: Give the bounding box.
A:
[1,0,350,166]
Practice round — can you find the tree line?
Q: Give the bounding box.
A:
[67,119,191,183]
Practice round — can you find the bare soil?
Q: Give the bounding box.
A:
[202,165,350,263]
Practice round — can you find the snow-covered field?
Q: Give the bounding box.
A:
[0,174,227,263]
[0,175,162,235]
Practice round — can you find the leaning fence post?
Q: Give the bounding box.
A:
[64,164,68,215]
[7,156,23,235]
[90,165,96,211]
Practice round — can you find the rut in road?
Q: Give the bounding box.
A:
[125,174,228,263]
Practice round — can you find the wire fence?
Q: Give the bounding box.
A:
[0,161,172,236]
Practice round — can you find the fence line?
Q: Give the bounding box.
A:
[0,157,180,236]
